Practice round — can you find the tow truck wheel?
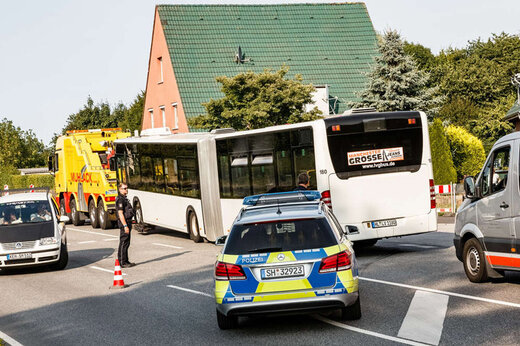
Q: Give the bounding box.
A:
[216,309,237,330]
[59,199,71,224]
[70,199,85,226]
[98,200,111,230]
[89,200,100,229]
[463,238,488,283]
[188,210,202,243]
[341,295,362,320]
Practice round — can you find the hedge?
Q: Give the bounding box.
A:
[445,125,486,180]
[429,119,457,185]
[1,174,54,191]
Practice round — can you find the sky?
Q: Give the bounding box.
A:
[1,0,519,145]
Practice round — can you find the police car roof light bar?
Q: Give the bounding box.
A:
[1,187,50,195]
[243,191,322,206]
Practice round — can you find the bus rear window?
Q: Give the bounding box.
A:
[325,112,423,178]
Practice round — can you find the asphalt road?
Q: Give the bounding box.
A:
[1,221,519,345]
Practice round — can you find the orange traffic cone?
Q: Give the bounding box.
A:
[110,259,127,289]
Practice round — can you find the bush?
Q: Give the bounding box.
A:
[445,125,486,180]
[429,119,457,184]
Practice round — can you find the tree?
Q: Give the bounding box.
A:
[445,125,486,180]
[0,118,46,169]
[404,41,436,71]
[61,96,119,133]
[429,119,457,185]
[188,67,321,131]
[117,91,145,133]
[350,30,443,116]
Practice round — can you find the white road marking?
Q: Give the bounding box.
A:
[399,244,438,249]
[91,266,127,275]
[104,238,118,241]
[67,227,118,238]
[77,240,96,244]
[165,285,428,345]
[154,243,183,249]
[314,316,428,346]
[0,330,23,346]
[360,277,520,308]
[166,285,212,297]
[397,290,449,345]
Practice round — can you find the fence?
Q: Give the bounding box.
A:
[435,183,461,214]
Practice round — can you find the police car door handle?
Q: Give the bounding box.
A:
[500,202,509,209]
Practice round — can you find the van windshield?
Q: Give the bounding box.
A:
[224,218,337,255]
[0,201,53,226]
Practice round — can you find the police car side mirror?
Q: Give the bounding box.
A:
[59,215,70,223]
[215,235,227,246]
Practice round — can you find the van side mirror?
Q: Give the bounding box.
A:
[109,156,117,171]
[215,235,227,246]
[464,176,476,199]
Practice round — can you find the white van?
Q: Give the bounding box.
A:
[455,132,520,282]
[0,189,69,270]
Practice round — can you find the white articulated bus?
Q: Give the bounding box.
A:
[114,111,437,244]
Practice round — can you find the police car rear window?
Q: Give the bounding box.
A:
[224,218,337,255]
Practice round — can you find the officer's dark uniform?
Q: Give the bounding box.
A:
[116,194,134,265]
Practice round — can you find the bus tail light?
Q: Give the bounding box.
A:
[321,190,332,209]
[429,179,436,209]
[319,251,351,273]
[215,261,246,281]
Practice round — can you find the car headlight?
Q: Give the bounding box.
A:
[40,237,58,245]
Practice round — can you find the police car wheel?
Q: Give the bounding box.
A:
[341,296,361,320]
[463,238,488,283]
[216,309,237,329]
[70,199,84,226]
[188,211,202,243]
[98,201,111,230]
[89,200,100,229]
[50,244,68,271]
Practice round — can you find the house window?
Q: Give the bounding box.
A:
[160,106,166,127]
[172,103,178,129]
[158,57,163,84]
[148,108,154,128]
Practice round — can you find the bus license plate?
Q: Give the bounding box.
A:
[371,219,397,228]
[261,265,304,279]
[7,253,32,260]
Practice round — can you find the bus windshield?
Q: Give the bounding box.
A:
[325,112,423,179]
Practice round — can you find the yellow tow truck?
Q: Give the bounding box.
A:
[50,128,131,229]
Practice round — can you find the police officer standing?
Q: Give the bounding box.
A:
[116,183,135,268]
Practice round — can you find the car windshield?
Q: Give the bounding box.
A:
[224,218,338,255]
[0,200,53,226]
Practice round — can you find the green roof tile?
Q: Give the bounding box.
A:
[157,3,378,121]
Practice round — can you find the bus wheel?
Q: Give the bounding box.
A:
[98,200,111,230]
[354,239,378,249]
[70,199,85,226]
[463,238,488,283]
[89,200,100,229]
[188,210,202,243]
[59,199,71,224]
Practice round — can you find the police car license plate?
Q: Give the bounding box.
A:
[261,265,304,279]
[371,219,397,228]
[7,253,32,260]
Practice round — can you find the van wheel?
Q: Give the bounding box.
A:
[98,200,111,230]
[50,244,68,271]
[188,210,202,243]
[216,309,237,330]
[70,199,84,226]
[59,199,71,224]
[463,238,488,283]
[341,296,361,320]
[89,200,100,228]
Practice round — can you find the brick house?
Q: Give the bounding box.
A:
[141,3,378,132]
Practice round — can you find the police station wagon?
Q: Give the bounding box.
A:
[214,191,360,329]
[0,189,69,270]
